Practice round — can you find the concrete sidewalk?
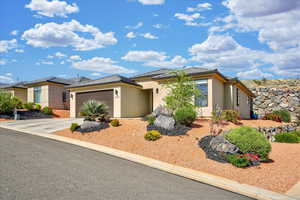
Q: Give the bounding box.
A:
[0,118,83,133]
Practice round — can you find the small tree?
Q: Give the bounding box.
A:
[164,70,201,112]
[80,100,108,121]
[0,90,15,114]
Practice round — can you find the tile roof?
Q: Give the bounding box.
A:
[0,82,27,89]
[131,68,172,79]
[24,77,74,86]
[68,75,141,88]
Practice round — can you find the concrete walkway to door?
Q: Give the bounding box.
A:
[0,118,83,134]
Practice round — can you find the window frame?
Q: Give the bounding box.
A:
[34,86,41,104]
[236,87,239,106]
[195,79,208,107]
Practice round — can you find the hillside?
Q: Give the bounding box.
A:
[242,79,300,89]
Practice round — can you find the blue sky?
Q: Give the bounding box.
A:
[1,0,300,83]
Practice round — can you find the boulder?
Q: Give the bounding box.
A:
[209,135,239,154]
[154,115,175,130]
[79,121,108,133]
[152,105,173,117]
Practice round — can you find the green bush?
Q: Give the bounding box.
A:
[227,154,250,168]
[110,119,120,127]
[273,109,291,123]
[70,123,79,132]
[0,90,15,114]
[225,126,271,160]
[274,132,299,143]
[146,114,156,125]
[34,104,42,110]
[23,102,35,111]
[222,110,239,123]
[42,106,53,115]
[80,100,108,121]
[11,97,23,109]
[144,130,161,141]
[174,106,197,126]
[263,113,282,122]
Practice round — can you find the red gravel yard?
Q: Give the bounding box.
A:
[55,119,300,193]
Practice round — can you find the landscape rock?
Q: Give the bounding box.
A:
[79,121,109,133]
[154,115,175,130]
[152,105,173,117]
[209,136,240,154]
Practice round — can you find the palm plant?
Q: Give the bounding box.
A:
[80,100,108,121]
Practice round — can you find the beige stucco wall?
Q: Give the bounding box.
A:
[27,85,49,107]
[120,86,150,118]
[231,85,251,119]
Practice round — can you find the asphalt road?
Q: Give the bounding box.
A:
[0,128,253,200]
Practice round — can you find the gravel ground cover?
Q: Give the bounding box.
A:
[55,119,300,193]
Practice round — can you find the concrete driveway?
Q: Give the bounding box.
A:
[0,128,253,200]
[0,118,83,134]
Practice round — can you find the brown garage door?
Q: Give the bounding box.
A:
[76,90,114,117]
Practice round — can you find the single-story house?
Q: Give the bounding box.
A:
[68,67,255,119]
[0,82,28,103]
[23,76,90,109]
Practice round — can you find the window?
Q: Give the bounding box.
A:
[236,88,239,106]
[34,86,41,103]
[62,91,67,102]
[195,80,208,107]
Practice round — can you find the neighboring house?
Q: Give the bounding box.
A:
[0,82,28,103]
[68,67,255,119]
[23,76,90,110]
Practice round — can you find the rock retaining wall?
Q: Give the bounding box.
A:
[255,124,297,141]
[251,87,300,120]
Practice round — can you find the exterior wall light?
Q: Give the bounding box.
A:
[156,88,159,94]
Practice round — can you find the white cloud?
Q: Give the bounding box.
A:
[0,73,14,83]
[125,22,143,29]
[69,55,81,61]
[0,59,6,65]
[39,60,54,65]
[126,32,136,39]
[15,49,24,53]
[22,20,117,51]
[189,34,268,73]
[174,13,208,26]
[91,72,101,76]
[122,50,188,68]
[153,24,163,29]
[0,39,17,53]
[237,68,273,79]
[142,33,158,40]
[25,0,79,18]
[138,0,165,5]
[60,61,65,64]
[187,3,212,12]
[10,30,18,36]
[72,57,136,74]
[55,51,66,58]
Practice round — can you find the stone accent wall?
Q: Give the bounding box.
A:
[255,124,297,141]
[251,87,300,120]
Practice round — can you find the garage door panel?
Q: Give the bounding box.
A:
[76,90,114,117]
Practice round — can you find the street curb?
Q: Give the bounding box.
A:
[0,125,298,200]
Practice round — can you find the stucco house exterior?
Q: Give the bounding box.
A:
[23,76,90,109]
[0,82,28,103]
[68,67,255,119]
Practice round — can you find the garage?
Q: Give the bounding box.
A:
[76,89,114,117]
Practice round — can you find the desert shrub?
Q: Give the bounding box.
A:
[34,104,42,111]
[110,119,120,127]
[296,110,300,126]
[273,109,291,123]
[70,123,79,132]
[227,154,250,168]
[210,105,224,136]
[174,105,197,126]
[274,132,299,143]
[0,90,15,114]
[11,97,23,109]
[80,100,108,121]
[222,110,239,123]
[42,106,53,115]
[263,113,282,122]
[23,102,35,111]
[144,130,161,141]
[225,126,271,160]
[146,114,156,125]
